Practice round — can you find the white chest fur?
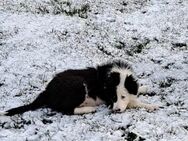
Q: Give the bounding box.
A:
[79,96,105,107]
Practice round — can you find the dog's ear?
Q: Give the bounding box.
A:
[124,75,138,95]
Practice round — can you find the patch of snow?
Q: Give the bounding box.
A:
[0,0,188,140]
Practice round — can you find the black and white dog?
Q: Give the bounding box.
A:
[0,60,158,116]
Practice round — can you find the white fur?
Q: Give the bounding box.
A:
[113,89,159,112]
[74,107,96,114]
[111,67,132,76]
[79,96,105,107]
[127,95,159,111]
[112,68,132,112]
[0,111,7,116]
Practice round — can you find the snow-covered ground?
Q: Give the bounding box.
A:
[0,0,187,140]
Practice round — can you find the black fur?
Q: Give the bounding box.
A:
[4,60,138,116]
[124,75,138,95]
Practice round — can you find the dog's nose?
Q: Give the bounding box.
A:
[114,108,121,112]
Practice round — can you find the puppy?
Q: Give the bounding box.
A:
[0,60,158,116]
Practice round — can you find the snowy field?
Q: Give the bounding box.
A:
[0,0,188,140]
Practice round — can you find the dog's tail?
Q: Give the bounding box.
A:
[0,91,46,116]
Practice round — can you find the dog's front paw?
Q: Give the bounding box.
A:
[88,107,97,113]
[147,105,159,111]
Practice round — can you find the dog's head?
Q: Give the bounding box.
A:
[97,60,139,112]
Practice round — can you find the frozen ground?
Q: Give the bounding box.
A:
[0,0,187,140]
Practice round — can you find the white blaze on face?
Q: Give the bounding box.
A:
[111,68,132,112]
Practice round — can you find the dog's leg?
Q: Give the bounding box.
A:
[128,98,159,111]
[134,102,159,111]
[74,107,96,114]
[138,85,148,94]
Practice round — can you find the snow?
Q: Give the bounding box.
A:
[0,0,188,140]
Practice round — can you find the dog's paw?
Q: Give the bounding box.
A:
[147,105,159,111]
[87,107,97,113]
[74,107,97,114]
[90,107,97,113]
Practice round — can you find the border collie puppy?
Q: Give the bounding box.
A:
[0,60,158,116]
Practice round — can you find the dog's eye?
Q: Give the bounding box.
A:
[121,95,126,99]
